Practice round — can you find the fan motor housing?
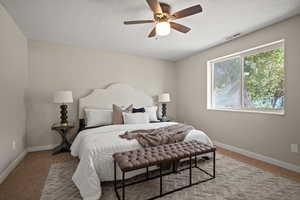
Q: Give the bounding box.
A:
[154,3,171,22]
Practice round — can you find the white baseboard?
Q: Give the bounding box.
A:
[0,150,28,184]
[214,141,300,174]
[27,144,58,152]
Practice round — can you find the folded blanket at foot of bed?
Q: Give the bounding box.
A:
[119,123,194,147]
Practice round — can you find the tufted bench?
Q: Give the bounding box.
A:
[113,140,216,200]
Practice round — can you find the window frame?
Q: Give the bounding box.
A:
[207,40,285,115]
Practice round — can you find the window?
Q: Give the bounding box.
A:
[207,40,285,114]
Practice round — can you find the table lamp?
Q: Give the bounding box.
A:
[158,93,171,121]
[53,91,73,125]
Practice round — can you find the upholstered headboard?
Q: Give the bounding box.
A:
[78,83,155,130]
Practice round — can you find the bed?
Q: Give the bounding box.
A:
[70,83,213,200]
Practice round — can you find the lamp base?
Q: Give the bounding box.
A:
[162,103,167,118]
[60,104,68,124]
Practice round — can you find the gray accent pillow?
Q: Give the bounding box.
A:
[112,104,133,124]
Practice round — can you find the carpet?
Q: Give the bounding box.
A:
[40,154,300,200]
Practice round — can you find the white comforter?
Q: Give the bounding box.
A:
[71,122,213,200]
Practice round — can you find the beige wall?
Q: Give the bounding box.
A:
[175,15,300,166]
[0,4,28,174]
[27,40,176,147]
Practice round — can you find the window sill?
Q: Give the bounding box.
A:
[207,108,285,116]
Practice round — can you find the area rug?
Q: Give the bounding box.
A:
[40,154,300,200]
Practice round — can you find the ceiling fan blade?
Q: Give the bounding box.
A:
[170,22,191,33]
[148,27,156,37]
[124,20,155,25]
[172,5,202,19]
[146,0,162,13]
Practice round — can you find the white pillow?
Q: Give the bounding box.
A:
[84,108,113,127]
[145,106,158,121]
[122,112,150,124]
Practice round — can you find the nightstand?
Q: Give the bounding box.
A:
[158,118,174,122]
[51,123,74,155]
[150,120,161,123]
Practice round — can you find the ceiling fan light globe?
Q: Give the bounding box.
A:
[156,22,171,36]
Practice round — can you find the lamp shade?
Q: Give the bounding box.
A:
[53,91,73,104]
[159,93,171,103]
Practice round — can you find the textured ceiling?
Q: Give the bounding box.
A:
[1,0,300,61]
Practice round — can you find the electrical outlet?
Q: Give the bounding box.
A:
[291,144,298,153]
[12,140,16,150]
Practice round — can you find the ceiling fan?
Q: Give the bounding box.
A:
[124,0,203,38]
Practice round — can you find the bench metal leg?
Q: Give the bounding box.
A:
[159,164,163,195]
[146,166,149,179]
[189,155,192,185]
[114,160,117,190]
[172,161,176,173]
[213,151,216,178]
[114,160,121,200]
[122,172,125,200]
